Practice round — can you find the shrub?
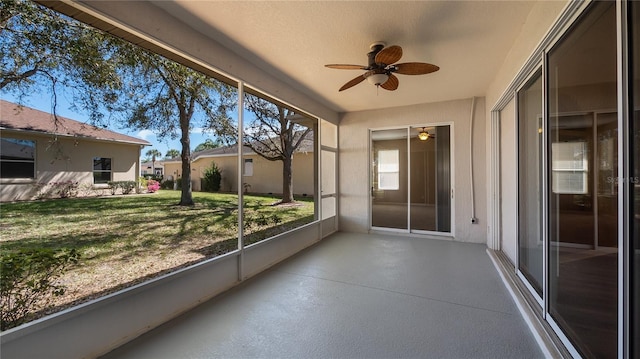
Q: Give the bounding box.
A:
[144,174,163,182]
[107,181,137,195]
[147,179,160,193]
[1,248,80,331]
[32,181,79,199]
[120,181,136,194]
[202,162,222,192]
[161,179,174,190]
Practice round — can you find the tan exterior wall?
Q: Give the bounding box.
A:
[165,154,316,195]
[188,153,314,196]
[163,162,182,182]
[0,131,142,202]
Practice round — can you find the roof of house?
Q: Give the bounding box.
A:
[141,161,165,168]
[0,100,150,146]
[187,132,315,162]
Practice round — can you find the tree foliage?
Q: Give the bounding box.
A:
[1,0,236,206]
[1,0,122,126]
[164,149,180,159]
[217,93,312,203]
[144,149,162,162]
[107,50,236,205]
[194,138,222,152]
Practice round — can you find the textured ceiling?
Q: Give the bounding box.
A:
[152,1,539,113]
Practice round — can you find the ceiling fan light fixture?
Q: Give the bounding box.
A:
[367,73,389,86]
[418,130,430,141]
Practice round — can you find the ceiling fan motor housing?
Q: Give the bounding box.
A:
[367,42,386,69]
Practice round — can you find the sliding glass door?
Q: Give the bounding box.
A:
[547,2,618,357]
[511,1,640,356]
[371,126,451,233]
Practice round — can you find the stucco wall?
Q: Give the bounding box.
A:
[485,1,569,111]
[165,153,315,196]
[483,0,568,250]
[339,97,487,243]
[0,131,142,202]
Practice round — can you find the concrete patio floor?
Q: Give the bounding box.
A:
[100,232,543,358]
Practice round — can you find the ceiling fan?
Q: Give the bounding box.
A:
[416,127,435,141]
[325,42,439,92]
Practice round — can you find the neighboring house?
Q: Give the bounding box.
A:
[163,136,314,196]
[0,100,150,201]
[140,161,164,176]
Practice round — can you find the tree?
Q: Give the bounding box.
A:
[221,94,312,204]
[194,138,222,152]
[145,149,162,175]
[1,0,123,126]
[1,0,235,206]
[164,149,180,159]
[110,50,235,206]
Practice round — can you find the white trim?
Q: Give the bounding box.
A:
[489,110,502,250]
[616,1,631,357]
[546,315,582,358]
[0,128,150,147]
[237,82,245,281]
[516,270,544,307]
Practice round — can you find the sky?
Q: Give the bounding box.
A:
[2,92,215,161]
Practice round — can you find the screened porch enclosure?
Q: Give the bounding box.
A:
[1,1,638,358]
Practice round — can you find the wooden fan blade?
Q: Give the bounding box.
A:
[325,64,367,70]
[375,45,402,65]
[324,64,366,70]
[338,74,367,91]
[380,73,399,91]
[394,62,440,75]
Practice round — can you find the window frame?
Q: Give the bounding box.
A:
[93,157,112,184]
[0,137,36,179]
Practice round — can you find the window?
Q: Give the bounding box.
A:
[243,158,253,176]
[377,149,399,190]
[93,157,111,184]
[551,141,588,194]
[0,138,35,179]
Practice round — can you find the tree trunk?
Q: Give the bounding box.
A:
[281,156,294,203]
[179,117,194,206]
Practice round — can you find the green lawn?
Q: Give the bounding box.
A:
[0,190,314,320]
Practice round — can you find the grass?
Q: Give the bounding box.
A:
[0,190,314,320]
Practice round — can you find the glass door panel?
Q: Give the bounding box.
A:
[409,129,436,231]
[371,129,408,230]
[547,2,617,357]
[517,70,543,297]
[409,126,451,232]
